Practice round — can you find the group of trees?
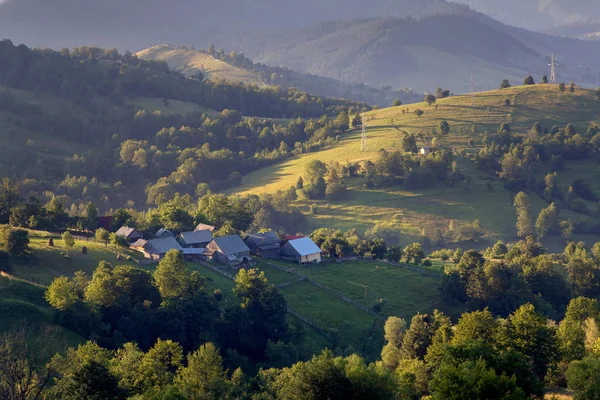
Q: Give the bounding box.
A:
[0,40,368,213]
[474,121,600,199]
[45,253,293,365]
[368,148,460,189]
[309,228,424,264]
[7,297,600,399]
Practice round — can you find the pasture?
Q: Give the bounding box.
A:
[229,85,600,244]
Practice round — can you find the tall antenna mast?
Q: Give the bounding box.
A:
[549,54,557,83]
[470,74,475,107]
[361,120,367,152]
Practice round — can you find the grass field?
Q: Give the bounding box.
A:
[12,232,143,285]
[229,85,600,244]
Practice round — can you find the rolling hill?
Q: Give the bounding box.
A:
[235,14,600,93]
[136,45,268,87]
[136,44,420,106]
[229,85,600,249]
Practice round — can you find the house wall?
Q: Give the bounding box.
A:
[300,253,321,264]
[257,248,281,259]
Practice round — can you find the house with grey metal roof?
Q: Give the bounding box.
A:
[115,226,143,242]
[179,230,213,248]
[141,237,183,260]
[243,231,281,259]
[282,237,322,264]
[206,235,251,265]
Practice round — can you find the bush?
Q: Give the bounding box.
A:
[325,182,347,201]
[422,259,432,267]
[0,250,12,272]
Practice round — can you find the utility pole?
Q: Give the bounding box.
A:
[470,74,475,107]
[549,54,557,83]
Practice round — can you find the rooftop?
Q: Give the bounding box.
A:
[180,230,212,245]
[245,231,281,250]
[287,237,321,256]
[115,226,139,237]
[195,223,215,232]
[213,235,250,255]
[145,237,182,254]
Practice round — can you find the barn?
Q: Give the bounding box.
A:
[282,237,322,264]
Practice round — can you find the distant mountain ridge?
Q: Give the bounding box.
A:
[230,13,600,93]
[0,0,471,50]
[451,0,600,32]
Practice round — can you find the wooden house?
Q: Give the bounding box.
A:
[141,237,182,260]
[243,231,282,259]
[115,226,143,242]
[206,235,251,265]
[179,230,212,248]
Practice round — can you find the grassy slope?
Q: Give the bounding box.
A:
[230,85,600,244]
[136,45,266,87]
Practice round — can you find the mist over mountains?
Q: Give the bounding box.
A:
[450,0,600,31]
[0,0,471,50]
[2,0,599,95]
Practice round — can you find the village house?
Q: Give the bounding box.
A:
[115,226,143,242]
[178,230,213,248]
[206,235,251,265]
[130,239,148,252]
[282,237,322,264]
[243,231,282,259]
[141,237,182,260]
[420,146,431,155]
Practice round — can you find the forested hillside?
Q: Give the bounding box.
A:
[235,14,600,93]
[137,44,420,106]
[232,84,600,249]
[0,40,368,213]
[0,0,469,50]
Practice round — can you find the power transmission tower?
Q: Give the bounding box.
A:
[470,74,476,107]
[549,54,558,83]
[361,120,367,152]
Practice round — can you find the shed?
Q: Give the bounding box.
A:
[194,223,215,232]
[115,226,143,242]
[282,237,322,264]
[243,231,282,259]
[420,146,431,155]
[141,237,182,260]
[155,228,175,239]
[179,230,213,248]
[182,247,206,262]
[206,235,251,265]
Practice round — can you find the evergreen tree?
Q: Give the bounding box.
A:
[438,120,450,135]
[523,76,535,85]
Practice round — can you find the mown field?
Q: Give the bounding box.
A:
[230,85,600,245]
